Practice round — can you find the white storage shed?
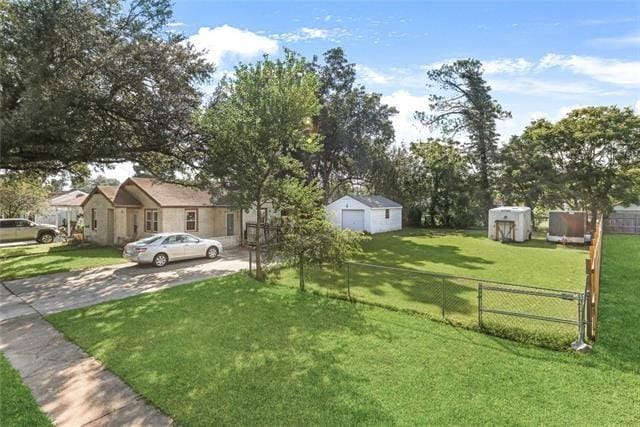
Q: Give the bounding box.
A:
[326,195,403,234]
[488,206,532,242]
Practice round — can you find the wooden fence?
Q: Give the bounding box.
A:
[586,214,604,340]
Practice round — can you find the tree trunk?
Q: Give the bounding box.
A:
[254,200,264,281]
[299,256,305,291]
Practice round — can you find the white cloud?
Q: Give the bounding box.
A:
[482,58,533,74]
[381,90,431,144]
[591,31,640,47]
[356,65,394,85]
[188,25,279,66]
[538,54,640,86]
[489,77,606,96]
[273,27,350,43]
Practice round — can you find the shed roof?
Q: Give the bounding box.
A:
[347,195,402,209]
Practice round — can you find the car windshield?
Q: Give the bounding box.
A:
[137,236,162,245]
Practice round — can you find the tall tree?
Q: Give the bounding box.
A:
[546,106,640,227]
[308,48,397,203]
[198,52,319,280]
[410,140,475,227]
[1,0,212,173]
[499,120,562,229]
[0,175,49,218]
[416,59,510,224]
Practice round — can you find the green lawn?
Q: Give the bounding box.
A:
[273,229,588,346]
[0,246,127,281]
[0,353,51,427]
[48,235,639,425]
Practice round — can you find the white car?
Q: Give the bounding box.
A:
[123,233,223,267]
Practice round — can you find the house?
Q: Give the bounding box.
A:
[81,177,241,247]
[326,195,402,233]
[605,202,640,234]
[35,190,87,235]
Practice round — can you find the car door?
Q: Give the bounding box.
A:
[0,220,17,242]
[15,220,36,241]
[181,234,206,259]
[160,235,186,260]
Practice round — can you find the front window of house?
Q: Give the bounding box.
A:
[385,209,390,219]
[145,209,158,232]
[185,209,198,232]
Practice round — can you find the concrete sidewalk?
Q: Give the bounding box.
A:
[0,249,249,426]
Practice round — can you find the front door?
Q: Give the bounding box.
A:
[160,235,186,259]
[15,219,35,241]
[107,209,115,245]
[182,234,206,258]
[0,220,17,242]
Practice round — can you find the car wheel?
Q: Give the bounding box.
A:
[38,232,54,244]
[206,246,219,259]
[153,253,168,267]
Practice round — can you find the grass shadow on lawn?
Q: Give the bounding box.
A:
[49,275,398,425]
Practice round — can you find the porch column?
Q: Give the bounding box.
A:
[67,208,72,237]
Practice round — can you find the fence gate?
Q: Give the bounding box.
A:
[478,284,586,347]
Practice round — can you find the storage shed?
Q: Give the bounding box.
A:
[488,206,532,242]
[326,195,402,234]
[547,210,588,243]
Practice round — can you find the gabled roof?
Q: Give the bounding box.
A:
[50,190,87,207]
[124,177,213,207]
[81,186,142,208]
[347,195,402,209]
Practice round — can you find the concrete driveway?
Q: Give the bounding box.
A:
[1,248,249,320]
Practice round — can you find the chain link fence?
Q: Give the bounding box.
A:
[275,261,586,350]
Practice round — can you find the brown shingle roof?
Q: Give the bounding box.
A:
[126,177,213,207]
[83,186,141,207]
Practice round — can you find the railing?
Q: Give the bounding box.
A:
[244,222,281,246]
[586,214,604,340]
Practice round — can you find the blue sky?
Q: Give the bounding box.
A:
[103,1,640,180]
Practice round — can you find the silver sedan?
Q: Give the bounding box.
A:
[123,233,223,267]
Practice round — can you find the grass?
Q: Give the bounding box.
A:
[0,353,51,426]
[272,229,588,346]
[48,235,640,426]
[0,242,75,258]
[0,246,127,281]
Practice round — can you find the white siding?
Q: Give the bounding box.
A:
[82,194,113,245]
[326,196,402,234]
[369,208,402,233]
[488,207,532,242]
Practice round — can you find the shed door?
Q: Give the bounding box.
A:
[342,210,365,232]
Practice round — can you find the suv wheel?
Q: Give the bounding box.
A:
[38,232,55,244]
[153,253,168,267]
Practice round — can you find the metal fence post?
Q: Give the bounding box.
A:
[477,283,483,328]
[441,278,446,318]
[571,292,592,352]
[347,263,352,301]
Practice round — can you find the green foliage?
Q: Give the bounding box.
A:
[1,0,212,173]
[307,48,397,202]
[274,180,367,290]
[199,51,320,279]
[417,59,510,224]
[410,139,477,227]
[546,106,640,224]
[76,175,121,193]
[0,354,52,426]
[499,120,563,228]
[0,175,49,218]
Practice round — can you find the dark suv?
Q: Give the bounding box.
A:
[0,218,60,244]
